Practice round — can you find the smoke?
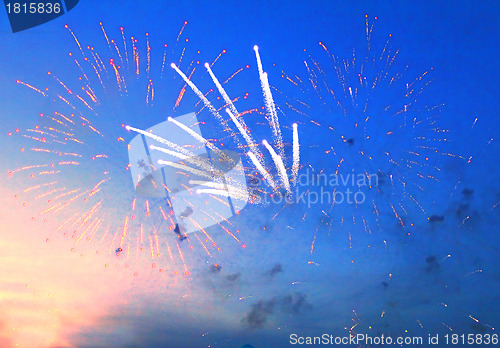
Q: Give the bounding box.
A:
[243,292,311,328]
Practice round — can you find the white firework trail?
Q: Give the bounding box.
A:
[262,139,290,192]
[292,123,300,186]
[150,145,228,183]
[125,125,197,159]
[126,125,220,176]
[225,109,252,149]
[195,188,249,202]
[150,137,247,194]
[205,64,264,164]
[158,158,249,197]
[247,150,277,190]
[169,48,301,197]
[189,180,248,196]
[170,63,240,145]
[157,159,213,180]
[225,108,266,167]
[204,63,239,117]
[166,117,211,146]
[253,45,285,159]
[192,176,250,200]
[166,116,232,163]
[149,144,188,160]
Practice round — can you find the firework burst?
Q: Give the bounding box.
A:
[8,22,300,276]
[273,16,462,252]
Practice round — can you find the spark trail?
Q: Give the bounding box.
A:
[206,64,265,165]
[275,16,451,245]
[247,150,277,190]
[254,45,285,160]
[170,62,239,146]
[262,139,290,193]
[174,47,301,195]
[166,116,232,164]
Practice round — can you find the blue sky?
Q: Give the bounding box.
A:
[1,1,499,150]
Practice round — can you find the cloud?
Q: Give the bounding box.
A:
[71,305,210,348]
[243,292,311,328]
[244,299,275,328]
[225,272,241,281]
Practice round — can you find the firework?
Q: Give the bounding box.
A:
[274,16,460,249]
[8,22,300,277]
